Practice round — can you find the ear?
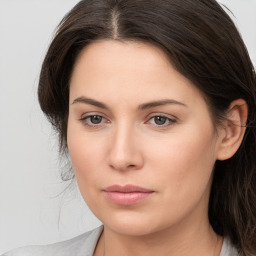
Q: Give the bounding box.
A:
[216,99,248,161]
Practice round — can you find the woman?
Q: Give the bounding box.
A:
[3,0,256,255]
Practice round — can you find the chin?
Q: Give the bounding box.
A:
[107,222,158,237]
[98,210,171,237]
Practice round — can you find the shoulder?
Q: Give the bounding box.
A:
[220,237,239,256]
[1,226,103,256]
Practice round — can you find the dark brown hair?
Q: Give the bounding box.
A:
[38,0,256,255]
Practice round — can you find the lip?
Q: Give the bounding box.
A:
[102,184,155,205]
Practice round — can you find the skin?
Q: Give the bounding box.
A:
[67,40,245,256]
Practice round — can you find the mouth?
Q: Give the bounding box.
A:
[102,184,155,205]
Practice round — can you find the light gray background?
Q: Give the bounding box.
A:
[0,0,255,254]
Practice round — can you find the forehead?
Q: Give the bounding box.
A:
[71,39,173,88]
[70,39,206,110]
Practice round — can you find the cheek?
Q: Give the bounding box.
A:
[67,122,105,191]
[67,135,105,211]
[145,127,217,198]
[139,129,217,227]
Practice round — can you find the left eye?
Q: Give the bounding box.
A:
[148,116,175,126]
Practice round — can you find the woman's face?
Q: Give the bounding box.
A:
[68,40,223,236]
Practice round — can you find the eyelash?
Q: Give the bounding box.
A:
[79,114,177,129]
[80,114,109,128]
[146,115,176,128]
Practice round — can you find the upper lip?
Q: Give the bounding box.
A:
[103,184,154,193]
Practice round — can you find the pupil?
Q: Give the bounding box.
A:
[91,115,102,124]
[155,116,166,125]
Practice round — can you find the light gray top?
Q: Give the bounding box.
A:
[2,226,238,256]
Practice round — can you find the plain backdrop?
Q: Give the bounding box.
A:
[0,0,255,254]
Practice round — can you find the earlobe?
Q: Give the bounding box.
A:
[216,99,248,161]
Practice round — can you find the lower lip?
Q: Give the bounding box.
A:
[103,191,154,205]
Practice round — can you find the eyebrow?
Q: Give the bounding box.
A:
[138,99,187,110]
[72,96,187,110]
[72,97,109,109]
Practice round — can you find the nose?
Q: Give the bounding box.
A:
[108,124,144,172]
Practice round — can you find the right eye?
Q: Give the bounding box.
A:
[80,114,108,127]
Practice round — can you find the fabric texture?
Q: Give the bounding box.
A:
[2,225,238,256]
[220,237,239,256]
[2,226,103,256]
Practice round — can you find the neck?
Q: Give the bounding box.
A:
[94,216,223,256]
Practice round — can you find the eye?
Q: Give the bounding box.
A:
[80,114,108,127]
[87,115,103,124]
[147,115,176,127]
